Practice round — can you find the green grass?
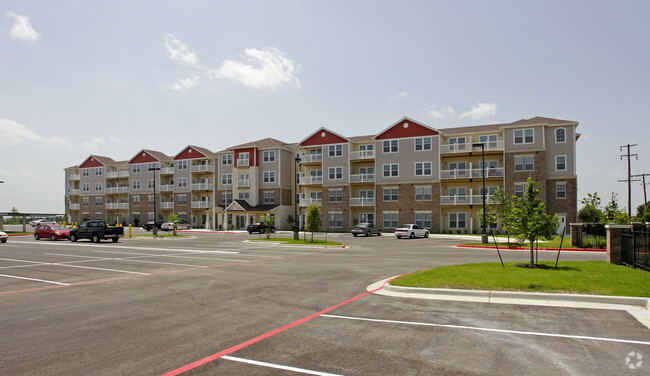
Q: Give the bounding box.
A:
[249,237,342,246]
[391,261,650,297]
[464,236,576,249]
[130,234,190,238]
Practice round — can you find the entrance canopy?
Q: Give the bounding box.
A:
[208,200,279,230]
[0,212,65,232]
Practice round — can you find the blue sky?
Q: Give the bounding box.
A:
[1,1,649,214]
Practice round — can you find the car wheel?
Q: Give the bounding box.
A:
[112,238,119,243]
[353,234,358,237]
[0,239,6,243]
[34,234,40,240]
[50,235,56,241]
[397,236,401,239]
[409,232,415,239]
[424,231,429,238]
[187,226,191,230]
[248,231,253,234]
[378,231,382,236]
[271,228,275,233]
[92,234,100,243]
[70,234,77,242]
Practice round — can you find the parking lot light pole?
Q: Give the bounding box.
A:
[293,154,301,241]
[472,143,488,244]
[148,167,161,236]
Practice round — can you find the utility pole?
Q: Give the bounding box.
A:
[631,173,650,205]
[619,144,638,217]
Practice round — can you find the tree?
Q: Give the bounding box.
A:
[510,178,559,267]
[477,204,497,234]
[260,214,274,239]
[491,187,516,243]
[636,202,650,223]
[603,193,630,224]
[305,203,321,242]
[168,212,180,236]
[578,192,604,223]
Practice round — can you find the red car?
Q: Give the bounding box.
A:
[34,224,70,241]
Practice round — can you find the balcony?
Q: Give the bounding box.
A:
[237,159,250,167]
[69,203,80,210]
[105,186,129,194]
[160,167,174,175]
[191,201,211,209]
[440,169,470,180]
[106,203,129,210]
[68,188,80,195]
[160,184,174,192]
[191,165,214,173]
[300,154,323,164]
[470,167,504,179]
[350,197,375,206]
[299,176,323,185]
[440,140,504,154]
[441,195,496,205]
[350,173,375,183]
[350,150,375,160]
[191,183,214,191]
[106,170,129,178]
[161,202,174,209]
[237,179,250,188]
[69,174,81,180]
[299,198,322,207]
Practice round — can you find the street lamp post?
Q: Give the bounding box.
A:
[472,143,488,244]
[148,167,161,236]
[293,154,302,241]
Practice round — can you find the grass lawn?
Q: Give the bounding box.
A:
[464,235,579,249]
[391,261,650,297]
[131,234,190,238]
[249,237,342,246]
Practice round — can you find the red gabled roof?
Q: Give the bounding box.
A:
[374,117,439,140]
[128,149,171,164]
[299,127,349,147]
[173,145,216,160]
[79,155,117,168]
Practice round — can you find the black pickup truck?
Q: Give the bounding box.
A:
[69,221,124,243]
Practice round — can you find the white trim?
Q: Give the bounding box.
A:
[555,155,567,172]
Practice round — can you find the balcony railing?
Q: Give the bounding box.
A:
[237,180,250,188]
[191,201,211,209]
[350,173,375,183]
[105,186,129,194]
[191,165,214,173]
[440,169,470,180]
[160,167,174,175]
[68,188,80,195]
[106,171,130,178]
[237,159,250,167]
[299,198,322,207]
[441,195,496,205]
[300,154,323,163]
[350,197,375,206]
[160,184,174,192]
[106,203,129,210]
[350,150,375,160]
[440,140,504,154]
[191,183,214,191]
[299,176,323,185]
[470,167,505,178]
[161,202,174,209]
[69,203,80,210]
[69,174,80,180]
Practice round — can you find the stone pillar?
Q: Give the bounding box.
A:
[570,223,583,247]
[606,224,631,264]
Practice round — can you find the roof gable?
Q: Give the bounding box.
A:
[375,117,439,140]
[128,149,168,164]
[299,127,348,147]
[79,155,114,168]
[174,145,208,160]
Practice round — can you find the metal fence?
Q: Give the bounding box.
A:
[621,229,650,272]
[581,223,607,249]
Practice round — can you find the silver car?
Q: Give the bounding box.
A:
[351,223,382,237]
[0,230,8,243]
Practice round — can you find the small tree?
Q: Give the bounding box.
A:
[510,178,559,267]
[636,202,650,223]
[578,192,604,223]
[286,214,296,231]
[260,214,274,239]
[305,203,321,242]
[168,212,180,236]
[491,187,516,243]
[477,204,497,235]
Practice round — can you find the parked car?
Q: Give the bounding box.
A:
[69,221,124,243]
[143,221,162,231]
[162,220,192,230]
[0,230,7,243]
[247,222,276,234]
[351,223,382,237]
[34,224,70,241]
[30,219,55,227]
[394,224,429,239]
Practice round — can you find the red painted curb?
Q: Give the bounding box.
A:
[456,244,606,252]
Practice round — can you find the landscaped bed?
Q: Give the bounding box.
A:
[249,237,342,246]
[390,261,650,297]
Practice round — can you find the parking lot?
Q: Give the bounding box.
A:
[1,230,648,375]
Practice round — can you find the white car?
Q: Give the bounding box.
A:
[30,219,55,227]
[0,230,8,243]
[394,224,429,239]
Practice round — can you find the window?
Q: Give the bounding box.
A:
[415,212,432,229]
[82,168,90,177]
[328,145,343,157]
[221,174,232,185]
[148,196,155,206]
[263,171,276,183]
[514,129,534,144]
[415,137,431,151]
[82,183,90,192]
[95,167,103,176]
[415,162,432,176]
[383,188,398,201]
[329,189,343,202]
[359,190,374,198]
[415,186,432,201]
[238,192,250,199]
[95,182,103,191]
[132,164,141,173]
[222,154,233,165]
[221,193,232,206]
[556,183,566,199]
[263,150,276,162]
[263,191,276,204]
[479,134,498,148]
[178,195,187,205]
[448,137,466,151]
[177,160,188,170]
[514,156,534,172]
[449,187,467,197]
[148,179,155,189]
[329,213,343,228]
[556,128,566,143]
[514,183,525,198]
[178,177,187,188]
[383,140,398,153]
[328,167,343,180]
[82,197,89,207]
[132,180,141,190]
[449,213,466,229]
[95,212,103,220]
[556,155,567,171]
[480,186,499,196]
[146,162,157,171]
[449,162,467,177]
[383,212,398,228]
[133,196,140,205]
[383,164,399,177]
[95,197,102,206]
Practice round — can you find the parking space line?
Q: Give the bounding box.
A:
[221,355,342,376]
[52,263,149,275]
[321,314,650,346]
[120,259,207,268]
[0,273,70,286]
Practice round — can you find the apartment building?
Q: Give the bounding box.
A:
[65,116,578,233]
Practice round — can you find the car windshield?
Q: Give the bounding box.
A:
[50,225,66,230]
[397,225,410,229]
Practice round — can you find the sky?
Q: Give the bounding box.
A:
[1,0,649,215]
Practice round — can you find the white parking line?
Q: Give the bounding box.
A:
[0,273,69,286]
[321,314,650,346]
[52,263,149,275]
[222,355,342,376]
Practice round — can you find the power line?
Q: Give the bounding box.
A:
[631,173,650,205]
[619,144,638,217]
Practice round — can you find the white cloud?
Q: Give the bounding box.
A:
[0,119,71,147]
[81,137,106,150]
[390,91,408,100]
[427,105,456,119]
[162,34,300,91]
[459,103,498,120]
[6,11,39,42]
